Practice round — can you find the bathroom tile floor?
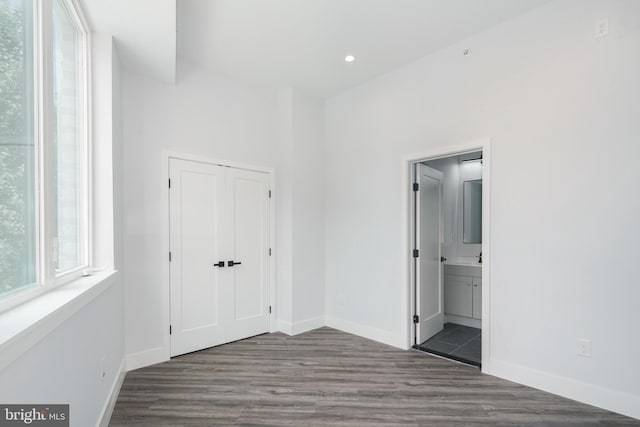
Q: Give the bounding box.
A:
[416,323,481,367]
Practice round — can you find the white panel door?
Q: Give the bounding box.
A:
[224,167,270,342]
[169,159,227,356]
[416,164,444,344]
[169,159,270,357]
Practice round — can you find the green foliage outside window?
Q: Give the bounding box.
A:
[0,0,36,295]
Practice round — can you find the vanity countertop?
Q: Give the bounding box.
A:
[444,258,482,268]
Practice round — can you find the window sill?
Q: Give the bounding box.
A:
[0,270,119,373]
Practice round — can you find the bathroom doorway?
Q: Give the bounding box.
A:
[409,147,487,368]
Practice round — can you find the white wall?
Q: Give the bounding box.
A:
[291,90,325,326]
[275,88,294,327]
[275,87,326,332]
[0,276,125,427]
[325,0,640,418]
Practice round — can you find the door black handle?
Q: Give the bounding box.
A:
[228,261,242,267]
[213,261,225,267]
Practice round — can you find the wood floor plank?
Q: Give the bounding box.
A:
[109,327,639,426]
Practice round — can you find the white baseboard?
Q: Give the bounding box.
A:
[277,316,325,336]
[291,316,324,335]
[490,358,640,421]
[126,346,167,372]
[444,314,481,329]
[276,319,293,335]
[98,358,126,427]
[325,315,405,349]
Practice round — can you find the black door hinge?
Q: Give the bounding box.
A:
[269,306,272,314]
[168,178,171,188]
[413,183,419,191]
[269,248,272,256]
[169,325,172,335]
[269,190,272,198]
[440,256,447,262]
[413,315,419,324]
[413,249,419,258]
[169,252,172,262]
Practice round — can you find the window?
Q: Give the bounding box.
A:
[0,0,36,298]
[52,0,87,274]
[0,0,89,306]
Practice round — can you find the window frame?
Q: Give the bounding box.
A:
[0,0,91,312]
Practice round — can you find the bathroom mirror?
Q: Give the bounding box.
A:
[463,180,482,244]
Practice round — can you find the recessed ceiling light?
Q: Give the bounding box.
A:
[344,55,356,63]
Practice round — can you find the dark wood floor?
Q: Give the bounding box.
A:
[110,327,638,426]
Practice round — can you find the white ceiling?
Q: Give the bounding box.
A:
[178,0,552,98]
[78,0,552,95]
[80,0,176,84]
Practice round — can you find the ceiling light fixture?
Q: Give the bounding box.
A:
[344,55,356,63]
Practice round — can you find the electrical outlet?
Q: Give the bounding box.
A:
[577,339,592,358]
[595,18,609,38]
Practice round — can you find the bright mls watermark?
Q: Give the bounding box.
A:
[0,405,68,426]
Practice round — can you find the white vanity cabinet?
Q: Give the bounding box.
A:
[444,264,482,320]
[443,274,473,317]
[472,277,482,319]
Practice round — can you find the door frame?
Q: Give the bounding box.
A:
[401,138,491,373]
[161,150,276,361]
